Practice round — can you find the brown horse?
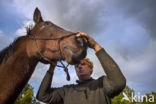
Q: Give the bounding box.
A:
[0,8,87,104]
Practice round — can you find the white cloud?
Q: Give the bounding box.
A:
[29,63,49,83]
[12,0,38,19]
[109,40,156,92]
[12,0,108,34]
[106,0,156,39]
[15,20,34,36]
[86,49,105,79]
[29,62,78,90]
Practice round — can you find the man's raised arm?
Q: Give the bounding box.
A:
[76,31,126,98]
[36,63,65,103]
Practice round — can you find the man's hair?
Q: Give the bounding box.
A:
[81,58,93,69]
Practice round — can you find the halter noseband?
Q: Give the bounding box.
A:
[28,33,77,81]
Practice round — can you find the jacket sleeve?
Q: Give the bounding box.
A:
[96,48,126,98]
[36,70,65,104]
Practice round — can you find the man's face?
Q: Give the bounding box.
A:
[75,60,92,78]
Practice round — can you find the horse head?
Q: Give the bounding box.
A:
[27,8,88,65]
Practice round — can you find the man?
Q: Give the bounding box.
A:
[36,32,126,104]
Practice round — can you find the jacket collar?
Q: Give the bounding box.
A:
[76,77,93,84]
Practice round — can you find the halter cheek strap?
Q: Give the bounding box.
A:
[28,33,77,81]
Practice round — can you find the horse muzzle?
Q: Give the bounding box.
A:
[64,45,87,64]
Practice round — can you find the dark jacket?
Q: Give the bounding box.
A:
[36,48,126,104]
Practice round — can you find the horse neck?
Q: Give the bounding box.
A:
[0,37,38,103]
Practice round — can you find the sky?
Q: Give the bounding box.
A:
[0,0,156,98]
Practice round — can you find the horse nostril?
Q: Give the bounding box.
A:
[74,37,84,47]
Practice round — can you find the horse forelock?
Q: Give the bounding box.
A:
[26,24,34,36]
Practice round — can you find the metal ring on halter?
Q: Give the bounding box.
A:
[28,33,77,81]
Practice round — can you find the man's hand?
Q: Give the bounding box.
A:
[48,61,57,73]
[76,31,102,52]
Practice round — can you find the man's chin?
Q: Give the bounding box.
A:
[78,73,87,77]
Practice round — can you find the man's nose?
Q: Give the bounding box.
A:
[78,65,82,70]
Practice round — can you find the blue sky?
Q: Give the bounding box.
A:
[0,0,156,98]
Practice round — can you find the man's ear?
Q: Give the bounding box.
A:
[33,7,43,24]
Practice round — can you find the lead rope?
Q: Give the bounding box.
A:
[29,35,71,81]
[57,38,70,80]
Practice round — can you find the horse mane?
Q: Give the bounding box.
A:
[0,22,61,64]
[1,27,33,65]
[0,25,35,64]
[0,37,24,64]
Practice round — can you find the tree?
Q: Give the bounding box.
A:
[112,86,156,104]
[15,84,40,104]
[112,85,136,104]
[142,92,156,104]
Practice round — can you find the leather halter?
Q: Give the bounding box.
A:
[28,33,77,81]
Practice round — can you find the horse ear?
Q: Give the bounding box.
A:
[33,8,43,24]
